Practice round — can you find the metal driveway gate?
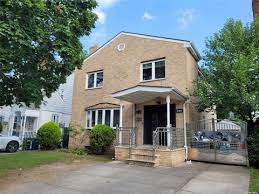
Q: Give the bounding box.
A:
[187,119,248,166]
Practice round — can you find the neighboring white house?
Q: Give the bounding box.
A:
[0,74,74,140]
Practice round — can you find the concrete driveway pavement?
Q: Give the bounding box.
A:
[1,161,249,194]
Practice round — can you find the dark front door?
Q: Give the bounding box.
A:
[143,104,176,145]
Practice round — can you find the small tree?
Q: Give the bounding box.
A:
[192,19,259,131]
[90,124,116,154]
[247,132,259,168]
[37,122,61,150]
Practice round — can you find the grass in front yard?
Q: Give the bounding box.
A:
[0,151,111,177]
[250,168,259,193]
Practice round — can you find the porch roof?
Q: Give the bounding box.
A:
[111,85,187,103]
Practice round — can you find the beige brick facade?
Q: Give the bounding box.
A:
[70,32,200,149]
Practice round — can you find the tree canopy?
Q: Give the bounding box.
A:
[192,19,259,124]
[0,0,97,106]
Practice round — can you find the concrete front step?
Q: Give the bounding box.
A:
[130,153,157,161]
[130,148,154,155]
[126,158,156,167]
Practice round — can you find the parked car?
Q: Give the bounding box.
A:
[0,134,21,152]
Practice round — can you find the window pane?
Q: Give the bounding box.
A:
[97,110,102,124]
[88,74,94,88]
[113,110,120,127]
[105,110,111,126]
[96,72,103,87]
[91,110,96,127]
[142,63,152,80]
[155,60,165,79]
[87,111,91,128]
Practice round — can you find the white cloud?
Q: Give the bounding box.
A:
[94,0,119,25]
[177,8,197,30]
[93,9,106,25]
[96,0,119,8]
[142,11,154,21]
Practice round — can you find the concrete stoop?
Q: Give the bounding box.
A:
[125,147,159,167]
[115,146,186,167]
[126,158,157,167]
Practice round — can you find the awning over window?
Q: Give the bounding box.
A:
[85,102,120,111]
[111,85,187,103]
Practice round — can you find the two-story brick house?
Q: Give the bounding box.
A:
[71,32,202,167]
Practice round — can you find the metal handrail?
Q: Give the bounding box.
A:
[153,126,185,151]
[116,126,136,158]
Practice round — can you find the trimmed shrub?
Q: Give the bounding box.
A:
[247,132,259,168]
[37,122,61,150]
[90,124,116,154]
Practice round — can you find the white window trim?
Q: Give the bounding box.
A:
[85,70,103,89]
[140,59,166,82]
[85,108,120,129]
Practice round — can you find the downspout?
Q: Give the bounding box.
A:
[183,101,188,160]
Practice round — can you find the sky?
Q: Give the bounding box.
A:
[80,0,253,56]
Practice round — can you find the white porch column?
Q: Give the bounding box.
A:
[183,102,188,160]
[9,116,15,136]
[166,95,171,147]
[132,104,136,128]
[22,115,27,140]
[132,103,136,145]
[119,103,123,145]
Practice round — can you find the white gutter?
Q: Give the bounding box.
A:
[183,102,188,160]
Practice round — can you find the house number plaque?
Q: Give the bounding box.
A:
[176,109,183,113]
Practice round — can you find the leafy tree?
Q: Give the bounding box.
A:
[192,19,259,129]
[0,0,97,106]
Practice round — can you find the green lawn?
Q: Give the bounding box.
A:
[0,151,111,177]
[250,168,259,193]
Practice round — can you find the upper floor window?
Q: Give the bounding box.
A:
[86,71,103,89]
[141,59,165,82]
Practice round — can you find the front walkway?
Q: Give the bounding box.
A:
[1,161,249,194]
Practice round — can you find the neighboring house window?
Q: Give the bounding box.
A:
[51,114,59,123]
[86,108,120,129]
[0,116,3,124]
[86,71,103,89]
[141,59,165,81]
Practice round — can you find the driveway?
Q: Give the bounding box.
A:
[1,161,249,194]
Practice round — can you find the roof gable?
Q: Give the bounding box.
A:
[84,31,201,62]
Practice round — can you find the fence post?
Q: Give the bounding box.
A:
[116,124,122,146]
[212,118,216,161]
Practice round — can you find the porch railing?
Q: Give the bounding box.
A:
[22,131,37,139]
[153,127,184,150]
[116,126,136,158]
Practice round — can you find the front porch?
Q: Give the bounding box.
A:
[8,109,39,140]
[115,128,186,167]
[111,85,189,167]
